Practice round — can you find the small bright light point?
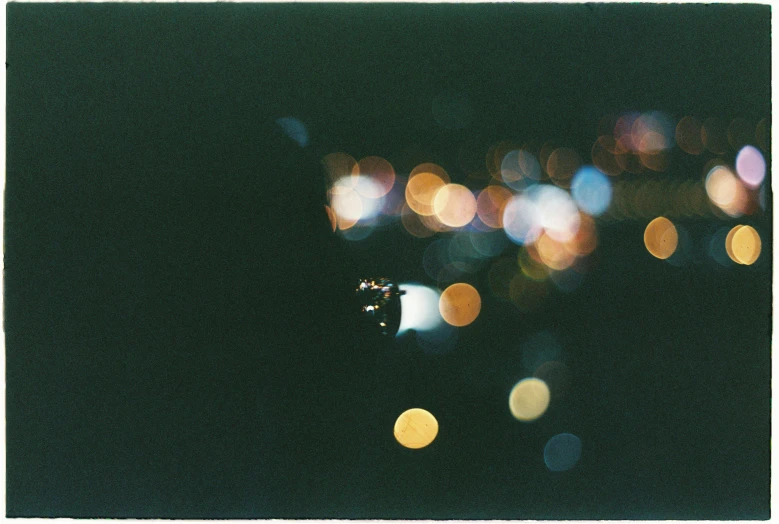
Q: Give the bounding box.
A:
[396,284,444,335]
[571,166,612,216]
[275,117,309,147]
[439,282,481,327]
[729,225,761,265]
[509,377,551,422]
[644,217,678,259]
[735,146,766,189]
[433,184,477,228]
[394,408,439,449]
[544,433,582,472]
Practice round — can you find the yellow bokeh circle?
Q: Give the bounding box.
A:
[394,408,439,449]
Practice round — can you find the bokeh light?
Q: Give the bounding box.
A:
[535,232,577,271]
[727,225,761,265]
[675,116,704,155]
[394,408,439,449]
[476,185,513,229]
[406,164,450,216]
[501,149,542,190]
[397,283,445,335]
[321,152,358,185]
[705,165,747,217]
[433,184,477,228]
[439,282,481,327]
[735,145,766,188]
[571,166,612,216]
[546,147,582,187]
[275,117,309,147]
[356,156,396,198]
[644,216,678,259]
[591,135,623,176]
[508,377,551,422]
[544,433,582,472]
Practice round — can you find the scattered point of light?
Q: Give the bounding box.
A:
[735,146,766,188]
[571,166,612,216]
[729,225,761,265]
[275,117,309,147]
[534,361,571,398]
[396,283,444,335]
[675,116,704,155]
[546,147,582,187]
[433,184,478,228]
[702,117,729,155]
[724,225,743,264]
[432,90,473,130]
[638,132,670,172]
[406,171,448,216]
[394,408,439,449]
[330,182,363,230]
[644,217,678,259]
[727,117,754,151]
[544,433,582,472]
[356,156,396,198]
[508,378,551,422]
[439,282,481,327]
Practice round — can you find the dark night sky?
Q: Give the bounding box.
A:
[5,3,771,519]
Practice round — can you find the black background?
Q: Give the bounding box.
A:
[6,3,771,519]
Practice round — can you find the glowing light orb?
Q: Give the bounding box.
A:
[476,185,513,229]
[508,377,550,422]
[705,165,747,216]
[439,282,481,327]
[406,172,447,216]
[394,408,439,449]
[433,184,477,227]
[644,217,678,259]
[571,166,612,216]
[735,145,766,189]
[275,117,309,147]
[728,225,761,265]
[544,433,582,472]
[356,156,396,198]
[396,284,444,335]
